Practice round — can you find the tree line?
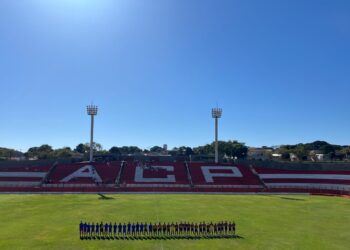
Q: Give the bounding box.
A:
[0,140,248,160]
[275,141,350,161]
[1,140,349,161]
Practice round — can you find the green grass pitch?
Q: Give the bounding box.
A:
[0,194,349,250]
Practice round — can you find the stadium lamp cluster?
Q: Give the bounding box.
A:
[87,105,98,116]
[211,108,222,118]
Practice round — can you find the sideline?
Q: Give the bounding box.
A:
[0,192,310,195]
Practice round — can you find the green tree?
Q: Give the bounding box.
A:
[150,146,163,152]
[53,147,73,158]
[0,147,17,159]
[118,146,142,154]
[193,140,247,159]
[109,146,121,155]
[25,144,54,159]
[75,143,87,154]
[292,144,309,160]
[82,142,103,153]
[185,147,194,156]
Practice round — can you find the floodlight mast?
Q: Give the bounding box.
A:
[212,108,222,164]
[87,105,98,162]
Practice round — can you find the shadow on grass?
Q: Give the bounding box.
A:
[97,193,114,200]
[279,196,306,201]
[260,194,306,201]
[81,235,244,240]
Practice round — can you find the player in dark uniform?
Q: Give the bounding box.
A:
[191,222,194,236]
[118,223,122,236]
[185,222,189,236]
[87,222,91,238]
[95,223,99,237]
[131,223,135,236]
[143,222,147,236]
[148,223,153,236]
[175,222,179,236]
[135,222,139,236]
[161,223,165,235]
[104,223,108,237]
[113,222,117,237]
[217,222,222,236]
[79,221,84,238]
[157,223,162,236]
[194,223,198,236]
[108,222,112,237]
[99,222,104,237]
[140,222,144,236]
[127,222,131,235]
[91,222,95,238]
[123,223,127,236]
[83,222,87,237]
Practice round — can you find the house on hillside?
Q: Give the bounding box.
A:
[247,148,272,161]
[290,153,299,162]
[309,150,330,161]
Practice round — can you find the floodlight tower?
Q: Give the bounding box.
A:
[87,105,98,162]
[212,107,222,163]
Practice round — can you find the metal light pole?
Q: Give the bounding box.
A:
[87,105,98,162]
[212,108,222,164]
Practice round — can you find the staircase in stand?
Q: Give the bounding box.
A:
[40,161,58,186]
[115,161,126,187]
[184,161,194,187]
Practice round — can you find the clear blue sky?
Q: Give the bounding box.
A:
[1,0,350,152]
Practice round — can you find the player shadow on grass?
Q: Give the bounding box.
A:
[278,196,306,201]
[97,193,114,200]
[81,235,244,240]
[261,194,306,201]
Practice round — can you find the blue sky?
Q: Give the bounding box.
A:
[0,0,350,151]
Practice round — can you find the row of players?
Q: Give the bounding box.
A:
[80,221,236,237]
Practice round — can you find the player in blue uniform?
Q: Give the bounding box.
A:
[113,222,117,237]
[135,222,139,236]
[83,222,87,238]
[140,222,144,236]
[148,223,153,236]
[131,223,135,236]
[104,222,108,237]
[87,222,91,238]
[108,222,112,237]
[123,223,127,236]
[118,223,122,236]
[127,222,131,235]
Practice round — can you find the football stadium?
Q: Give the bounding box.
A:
[0,103,349,249]
[1,1,350,250]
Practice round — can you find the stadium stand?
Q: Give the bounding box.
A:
[120,161,190,187]
[44,162,121,186]
[0,161,349,195]
[188,163,262,188]
[255,167,350,191]
[0,165,50,187]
